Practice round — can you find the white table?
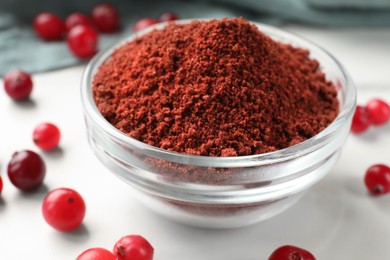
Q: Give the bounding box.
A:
[0,25,390,259]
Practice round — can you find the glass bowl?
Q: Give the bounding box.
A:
[81,20,356,228]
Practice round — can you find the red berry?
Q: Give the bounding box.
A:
[0,176,3,194]
[4,70,33,100]
[67,25,98,59]
[364,164,390,196]
[65,13,92,32]
[7,150,46,191]
[159,12,179,22]
[365,98,390,126]
[42,188,86,231]
[133,18,158,32]
[33,122,61,151]
[77,247,116,260]
[113,235,154,260]
[269,245,316,260]
[33,13,65,41]
[351,105,371,134]
[91,3,120,33]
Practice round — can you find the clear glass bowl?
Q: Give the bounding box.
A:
[81,20,356,228]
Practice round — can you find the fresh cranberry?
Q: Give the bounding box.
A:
[159,12,179,22]
[133,18,158,32]
[7,150,46,191]
[268,245,316,260]
[33,13,65,41]
[351,105,371,134]
[67,25,98,59]
[113,235,154,260]
[365,98,390,126]
[42,188,86,231]
[0,176,3,194]
[76,247,116,260]
[4,70,33,100]
[33,122,61,151]
[65,13,92,32]
[364,164,390,196]
[91,3,120,33]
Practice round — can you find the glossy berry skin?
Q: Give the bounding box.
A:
[269,245,316,260]
[33,13,65,41]
[4,70,33,100]
[67,25,98,59]
[159,12,179,22]
[364,164,390,196]
[91,3,120,33]
[65,13,92,32]
[7,150,46,191]
[0,176,3,194]
[33,122,61,151]
[76,248,116,260]
[113,235,154,260]
[365,98,390,126]
[351,105,371,134]
[42,188,86,231]
[133,18,158,32]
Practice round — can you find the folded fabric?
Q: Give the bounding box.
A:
[207,0,390,26]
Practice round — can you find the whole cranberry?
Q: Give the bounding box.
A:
[159,12,179,22]
[33,13,65,41]
[133,18,158,32]
[67,25,99,59]
[65,13,92,32]
[0,176,3,194]
[7,150,46,191]
[365,98,390,126]
[351,105,371,134]
[268,245,316,260]
[4,70,33,100]
[113,235,154,260]
[364,164,390,196]
[42,188,86,231]
[33,122,61,151]
[76,248,116,260]
[91,3,120,33]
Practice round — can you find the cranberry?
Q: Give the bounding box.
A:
[351,105,371,134]
[67,25,98,59]
[133,18,158,32]
[33,13,65,41]
[7,150,46,191]
[364,164,390,196]
[76,248,116,260]
[0,176,3,194]
[113,235,154,260]
[4,70,33,100]
[42,188,86,231]
[365,98,390,126]
[91,3,120,33]
[65,13,92,32]
[159,12,179,22]
[33,122,61,151]
[269,245,316,260]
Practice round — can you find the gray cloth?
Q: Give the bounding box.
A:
[1,0,390,76]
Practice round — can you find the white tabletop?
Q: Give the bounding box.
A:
[0,25,390,259]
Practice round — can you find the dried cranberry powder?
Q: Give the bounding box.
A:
[93,18,338,156]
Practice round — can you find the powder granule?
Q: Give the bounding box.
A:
[93,18,338,156]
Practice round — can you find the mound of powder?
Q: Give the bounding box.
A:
[93,18,339,156]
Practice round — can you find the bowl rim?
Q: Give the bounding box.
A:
[81,19,356,168]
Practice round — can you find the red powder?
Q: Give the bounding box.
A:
[93,18,338,157]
